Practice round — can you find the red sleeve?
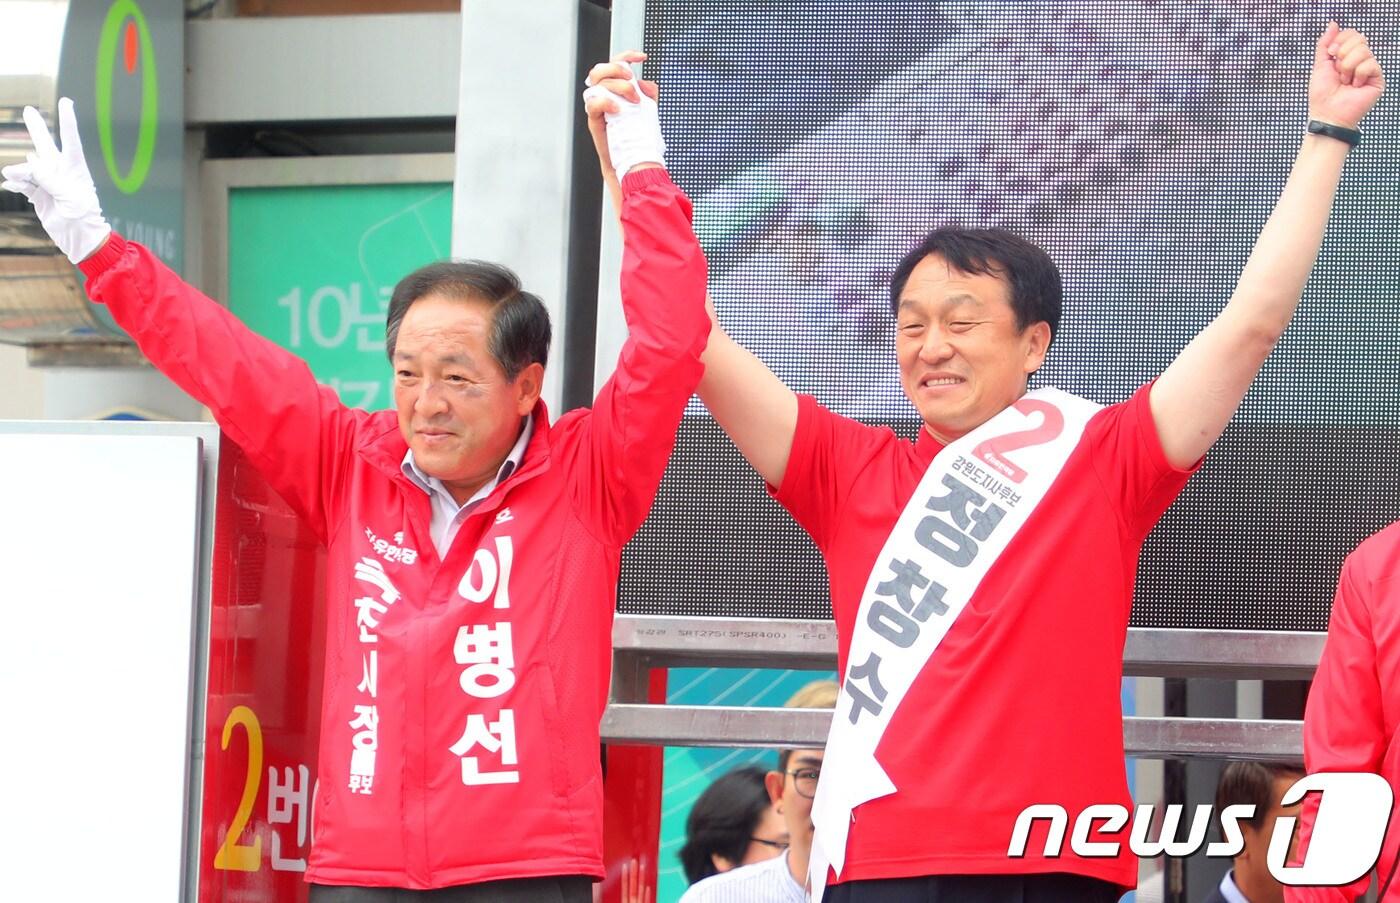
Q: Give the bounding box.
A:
[80,234,364,541]
[1285,555,1385,902]
[564,168,711,545]
[1087,381,1200,541]
[769,393,888,552]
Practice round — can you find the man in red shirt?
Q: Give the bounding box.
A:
[2,75,708,901]
[588,25,1384,902]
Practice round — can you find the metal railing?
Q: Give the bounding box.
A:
[603,615,1323,761]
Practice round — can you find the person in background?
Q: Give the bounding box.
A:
[1205,761,1304,903]
[681,680,839,903]
[679,765,789,885]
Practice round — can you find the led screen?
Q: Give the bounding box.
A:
[618,0,1400,630]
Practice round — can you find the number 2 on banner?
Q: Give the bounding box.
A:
[971,398,1064,484]
[214,705,264,872]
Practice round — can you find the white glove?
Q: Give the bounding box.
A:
[0,97,111,264]
[583,71,666,178]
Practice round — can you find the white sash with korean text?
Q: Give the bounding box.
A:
[808,387,1102,902]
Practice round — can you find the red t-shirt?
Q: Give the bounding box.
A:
[773,383,1196,889]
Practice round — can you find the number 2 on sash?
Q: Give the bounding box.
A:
[971,398,1065,484]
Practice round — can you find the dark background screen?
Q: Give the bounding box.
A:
[617,0,1400,631]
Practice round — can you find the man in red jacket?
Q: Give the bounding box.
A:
[2,74,709,900]
[587,25,1384,903]
[1287,526,1400,902]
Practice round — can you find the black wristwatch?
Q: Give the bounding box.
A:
[1307,119,1362,148]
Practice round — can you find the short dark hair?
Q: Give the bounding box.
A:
[888,227,1062,341]
[1215,761,1305,831]
[384,260,551,380]
[678,766,772,885]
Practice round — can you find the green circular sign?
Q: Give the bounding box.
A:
[95,1,159,195]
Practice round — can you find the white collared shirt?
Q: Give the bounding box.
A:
[677,850,805,903]
[1219,869,1251,903]
[401,415,533,556]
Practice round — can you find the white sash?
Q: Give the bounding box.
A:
[809,387,1102,901]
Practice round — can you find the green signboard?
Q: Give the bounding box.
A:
[59,0,183,270]
[227,182,453,410]
[57,0,183,342]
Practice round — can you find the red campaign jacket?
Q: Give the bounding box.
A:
[78,168,709,888]
[1287,523,1400,902]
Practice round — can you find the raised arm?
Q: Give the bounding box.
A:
[692,317,799,487]
[568,67,713,541]
[2,100,359,539]
[1149,24,1384,469]
[586,55,799,488]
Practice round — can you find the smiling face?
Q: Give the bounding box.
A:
[895,253,1051,444]
[391,293,541,504]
